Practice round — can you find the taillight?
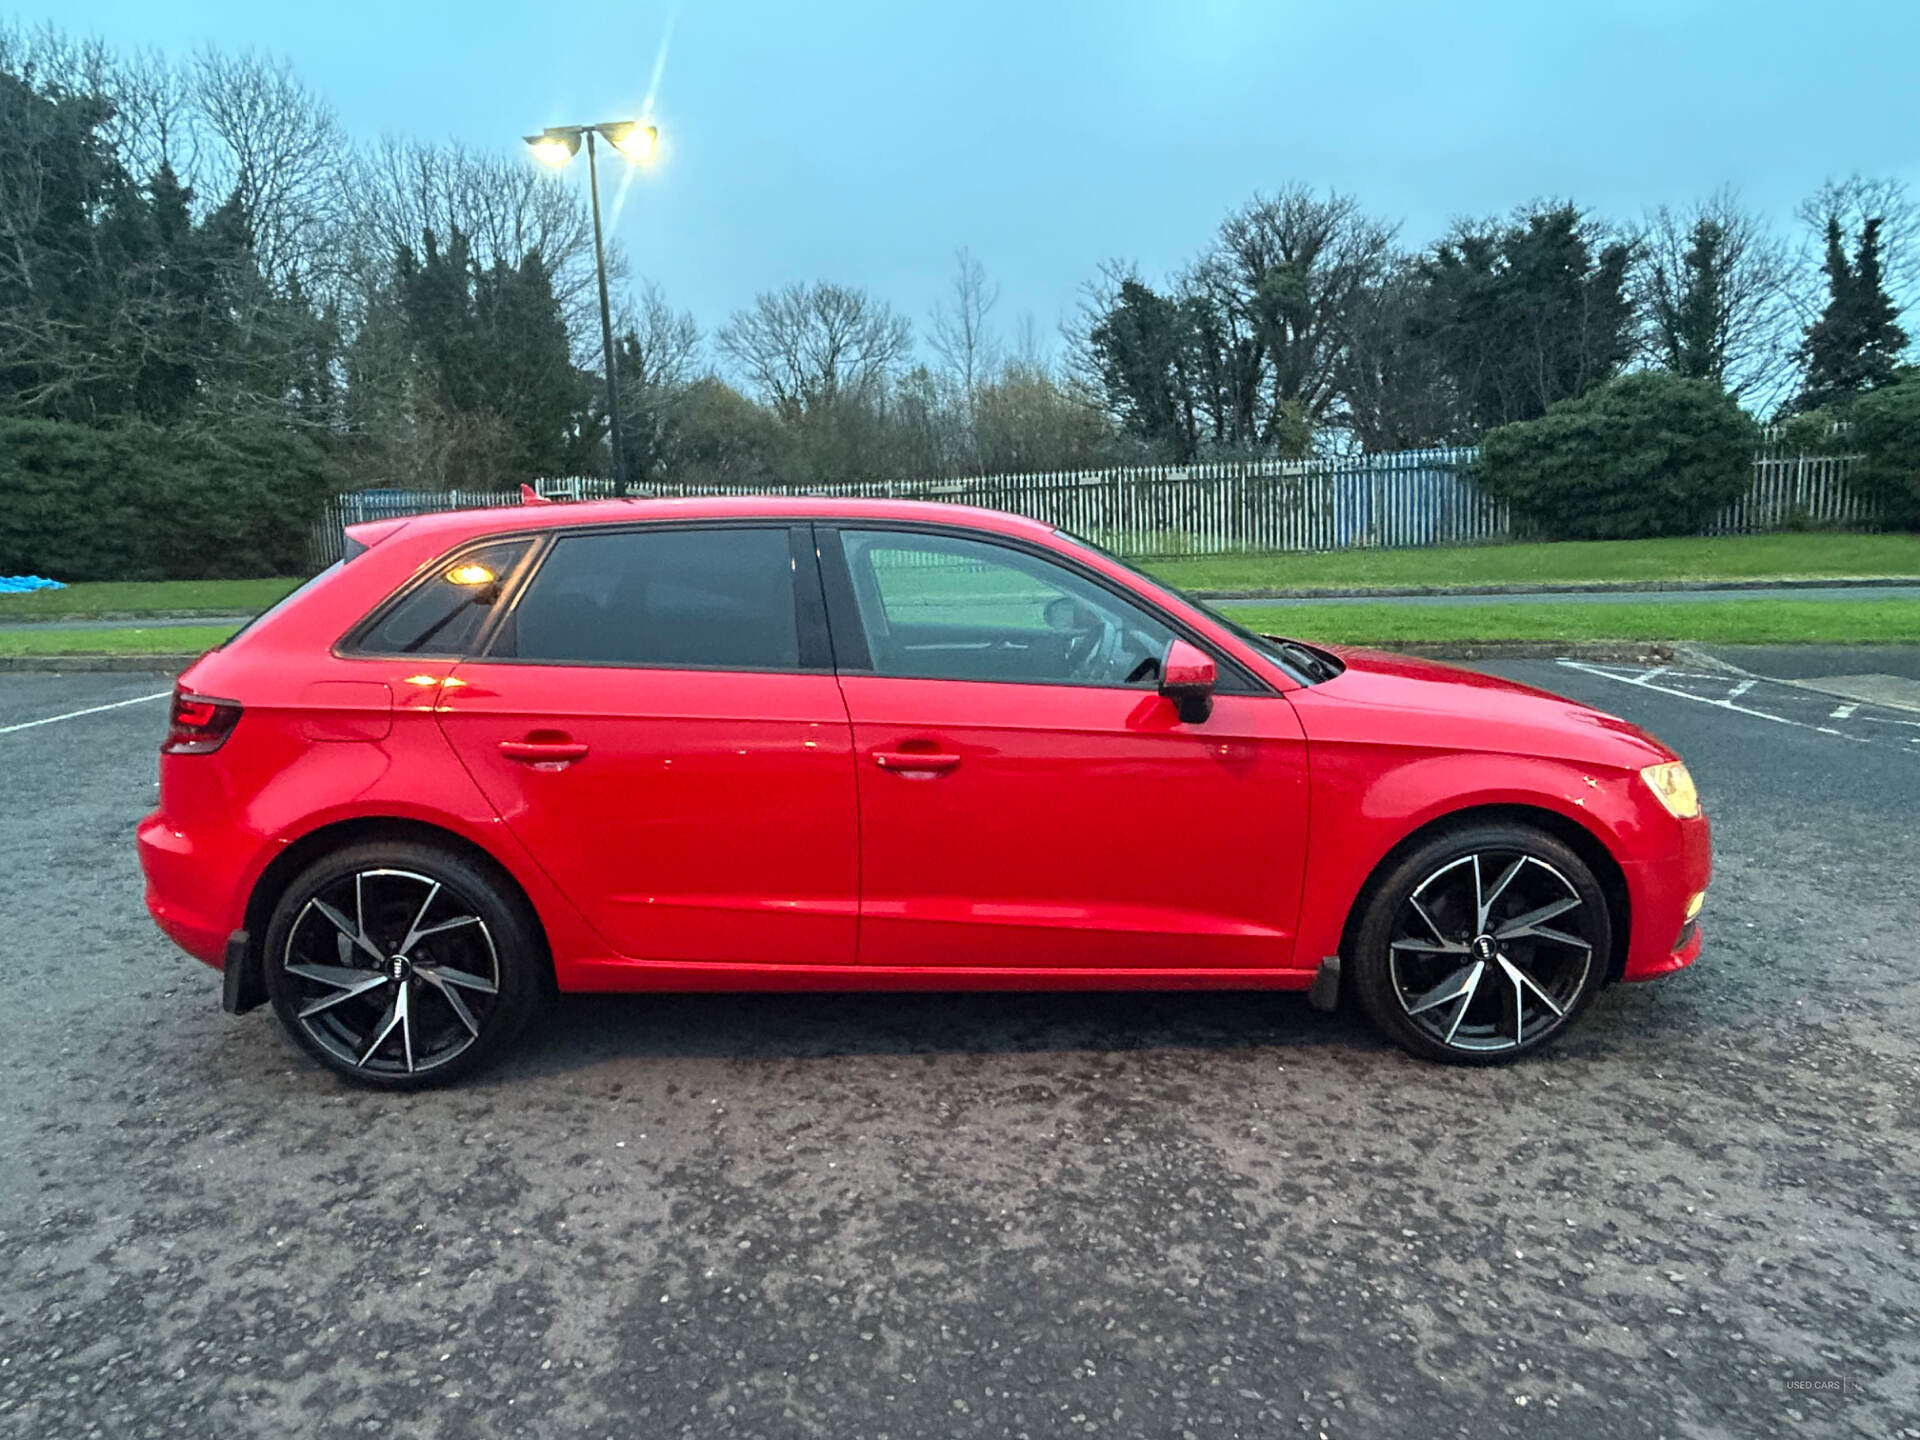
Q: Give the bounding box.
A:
[163,689,243,755]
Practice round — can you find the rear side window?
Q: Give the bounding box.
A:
[353,540,531,656]
[497,527,801,670]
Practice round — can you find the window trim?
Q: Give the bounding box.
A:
[815,521,1271,696]
[472,519,831,675]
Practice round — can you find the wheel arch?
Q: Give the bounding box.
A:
[1336,803,1633,986]
[240,817,558,999]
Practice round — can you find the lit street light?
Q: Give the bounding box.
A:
[524,120,659,496]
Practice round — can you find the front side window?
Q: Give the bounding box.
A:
[838,529,1177,687]
[497,527,801,670]
[353,540,530,656]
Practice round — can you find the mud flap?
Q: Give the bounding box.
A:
[1307,954,1341,1013]
[221,929,266,1014]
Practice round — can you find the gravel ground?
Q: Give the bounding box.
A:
[1,661,1916,1440]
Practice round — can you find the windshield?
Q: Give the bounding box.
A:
[1051,530,1344,684]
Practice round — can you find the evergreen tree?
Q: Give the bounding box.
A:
[1650,218,1730,384]
[1086,278,1206,458]
[1409,205,1636,436]
[392,228,593,488]
[1796,216,1909,410]
[0,70,139,420]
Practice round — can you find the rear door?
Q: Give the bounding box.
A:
[435,523,859,967]
[822,524,1311,972]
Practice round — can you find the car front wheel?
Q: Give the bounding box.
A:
[262,841,544,1089]
[1349,823,1612,1064]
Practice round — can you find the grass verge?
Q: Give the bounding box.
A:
[1229,598,1920,647]
[0,624,240,657]
[3,535,1916,619]
[0,578,300,620]
[6,597,1915,656]
[1146,532,1920,592]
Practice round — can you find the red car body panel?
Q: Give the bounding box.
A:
[838,675,1309,971]
[436,661,861,968]
[138,497,1710,1001]
[1284,648,1710,984]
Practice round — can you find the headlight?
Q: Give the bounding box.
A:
[1640,761,1701,819]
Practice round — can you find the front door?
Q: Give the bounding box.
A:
[822,526,1310,972]
[436,523,858,967]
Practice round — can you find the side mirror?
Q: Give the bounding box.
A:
[1158,639,1216,723]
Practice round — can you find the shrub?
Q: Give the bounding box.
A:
[1845,380,1920,529]
[0,418,342,580]
[1770,406,1847,456]
[1474,373,1759,540]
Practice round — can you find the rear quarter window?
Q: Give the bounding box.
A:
[349,540,532,656]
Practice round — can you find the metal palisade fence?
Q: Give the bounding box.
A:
[1703,449,1870,535]
[307,445,1868,569]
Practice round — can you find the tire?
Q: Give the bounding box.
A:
[1348,822,1612,1065]
[262,840,545,1090]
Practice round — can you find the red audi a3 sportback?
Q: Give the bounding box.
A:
[139,498,1711,1088]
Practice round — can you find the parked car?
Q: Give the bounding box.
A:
[138,498,1710,1087]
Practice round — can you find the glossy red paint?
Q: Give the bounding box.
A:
[838,675,1307,971]
[436,661,859,966]
[138,496,1709,1013]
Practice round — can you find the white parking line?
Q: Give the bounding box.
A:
[0,690,172,736]
[1555,661,1872,742]
[1728,680,1756,699]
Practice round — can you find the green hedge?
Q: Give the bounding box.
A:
[0,418,343,581]
[1846,380,1920,529]
[1474,373,1759,540]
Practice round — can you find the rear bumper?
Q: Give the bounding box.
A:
[137,811,236,969]
[1618,812,1712,982]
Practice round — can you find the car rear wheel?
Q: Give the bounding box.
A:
[262,842,544,1089]
[1349,822,1611,1064]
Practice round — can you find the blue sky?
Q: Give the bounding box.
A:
[17,0,1920,363]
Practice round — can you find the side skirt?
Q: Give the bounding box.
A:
[554,958,1321,995]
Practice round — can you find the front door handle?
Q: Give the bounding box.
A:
[499,738,589,765]
[873,749,961,775]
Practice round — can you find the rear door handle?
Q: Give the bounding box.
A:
[499,738,589,765]
[873,749,961,775]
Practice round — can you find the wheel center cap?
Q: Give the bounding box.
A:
[1470,934,1498,963]
[387,954,413,983]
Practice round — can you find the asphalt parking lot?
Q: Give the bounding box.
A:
[2,660,1916,1440]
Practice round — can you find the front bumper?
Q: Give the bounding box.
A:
[1618,812,1712,982]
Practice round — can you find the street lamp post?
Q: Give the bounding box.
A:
[524,121,659,497]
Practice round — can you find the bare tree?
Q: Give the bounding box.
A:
[1638,188,1799,409]
[929,246,1000,394]
[717,282,913,419]
[346,134,605,355]
[614,281,702,486]
[0,30,126,415]
[974,361,1128,474]
[190,48,350,290]
[1795,175,1918,333]
[109,47,204,190]
[0,21,117,102]
[618,280,701,389]
[1011,309,1049,370]
[1190,186,1398,441]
